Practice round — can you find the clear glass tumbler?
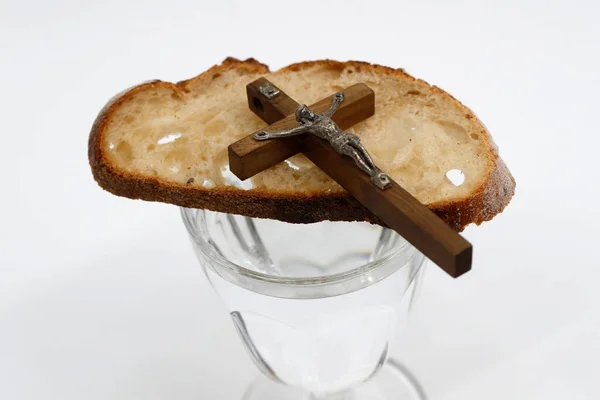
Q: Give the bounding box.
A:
[181,208,428,400]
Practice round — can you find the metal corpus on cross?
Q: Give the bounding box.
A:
[228,78,473,278]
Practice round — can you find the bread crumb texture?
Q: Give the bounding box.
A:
[103,59,494,206]
[91,58,515,229]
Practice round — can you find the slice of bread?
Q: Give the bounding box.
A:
[89,58,515,231]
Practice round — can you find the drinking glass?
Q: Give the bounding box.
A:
[181,207,428,400]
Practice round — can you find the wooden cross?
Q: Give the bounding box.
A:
[228,78,472,278]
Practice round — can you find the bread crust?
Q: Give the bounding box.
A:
[89,57,515,232]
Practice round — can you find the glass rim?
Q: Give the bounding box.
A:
[180,207,415,288]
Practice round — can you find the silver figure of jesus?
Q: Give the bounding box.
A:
[253,92,391,190]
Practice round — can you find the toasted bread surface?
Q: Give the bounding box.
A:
[89,58,515,231]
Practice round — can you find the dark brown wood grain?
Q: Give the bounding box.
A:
[246,77,301,125]
[229,81,374,180]
[230,78,472,278]
[301,135,472,277]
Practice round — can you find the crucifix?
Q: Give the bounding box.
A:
[228,78,472,278]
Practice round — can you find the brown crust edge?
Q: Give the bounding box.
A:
[89,57,515,232]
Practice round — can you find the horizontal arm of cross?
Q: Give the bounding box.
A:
[228,79,375,180]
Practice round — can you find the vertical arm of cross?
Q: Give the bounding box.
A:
[228,78,472,278]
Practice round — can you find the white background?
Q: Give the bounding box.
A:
[1,0,599,399]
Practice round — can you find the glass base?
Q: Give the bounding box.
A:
[241,359,427,400]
